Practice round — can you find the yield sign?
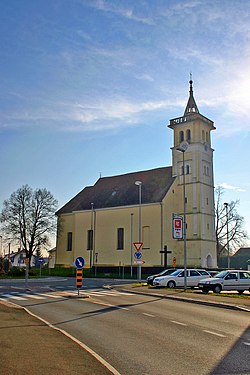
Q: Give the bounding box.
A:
[133,242,143,251]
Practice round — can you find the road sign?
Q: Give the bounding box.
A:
[134,251,142,260]
[172,215,183,239]
[75,257,85,269]
[133,242,143,251]
[38,257,44,264]
[134,260,145,265]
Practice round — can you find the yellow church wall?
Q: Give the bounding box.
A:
[56,203,166,268]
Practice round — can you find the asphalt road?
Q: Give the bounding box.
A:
[2,283,249,375]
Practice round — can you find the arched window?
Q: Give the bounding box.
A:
[186,165,190,174]
[186,129,191,141]
[202,130,205,141]
[179,131,184,143]
[206,132,209,142]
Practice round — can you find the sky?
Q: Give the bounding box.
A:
[1,0,250,251]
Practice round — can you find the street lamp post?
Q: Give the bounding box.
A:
[130,213,134,278]
[176,141,189,291]
[224,202,230,269]
[135,181,142,281]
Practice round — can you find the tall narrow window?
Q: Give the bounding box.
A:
[186,165,190,174]
[87,229,93,250]
[67,232,72,251]
[179,131,184,143]
[186,129,191,141]
[202,130,205,141]
[117,228,124,250]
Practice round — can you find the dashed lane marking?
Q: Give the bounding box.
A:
[142,313,155,317]
[203,330,226,338]
[170,320,188,326]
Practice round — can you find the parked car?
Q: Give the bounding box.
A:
[153,269,211,288]
[146,268,176,286]
[198,269,250,293]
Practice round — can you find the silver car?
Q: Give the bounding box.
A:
[198,269,250,293]
[153,269,211,288]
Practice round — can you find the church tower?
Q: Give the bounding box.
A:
[168,79,217,268]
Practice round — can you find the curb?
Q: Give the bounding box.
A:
[114,287,250,312]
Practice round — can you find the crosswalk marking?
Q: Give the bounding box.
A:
[18,293,45,300]
[1,294,27,301]
[68,290,134,297]
[0,289,134,302]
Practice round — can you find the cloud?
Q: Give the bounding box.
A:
[216,183,246,193]
[91,0,154,25]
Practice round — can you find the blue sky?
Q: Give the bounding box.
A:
[1,0,250,249]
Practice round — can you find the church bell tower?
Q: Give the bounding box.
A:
[168,79,217,268]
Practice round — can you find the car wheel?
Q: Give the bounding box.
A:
[237,290,244,294]
[202,287,209,293]
[167,280,176,288]
[213,284,222,294]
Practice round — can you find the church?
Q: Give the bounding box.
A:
[55,80,217,270]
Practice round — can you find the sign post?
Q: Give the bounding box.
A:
[133,242,143,281]
[75,257,85,296]
[38,257,44,277]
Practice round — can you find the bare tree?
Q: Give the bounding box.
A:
[215,186,248,261]
[0,185,58,268]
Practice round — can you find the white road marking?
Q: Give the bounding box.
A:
[203,330,226,338]
[22,307,122,375]
[243,342,250,346]
[1,294,26,301]
[142,313,155,317]
[37,293,63,299]
[18,293,45,300]
[170,320,188,326]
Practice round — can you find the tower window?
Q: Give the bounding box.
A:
[179,131,184,143]
[186,129,191,141]
[206,132,209,142]
[202,130,205,141]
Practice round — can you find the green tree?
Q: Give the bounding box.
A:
[0,185,58,268]
[215,186,248,262]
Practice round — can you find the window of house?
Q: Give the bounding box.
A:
[186,129,191,141]
[87,229,93,250]
[186,165,190,174]
[117,228,124,250]
[67,232,72,251]
[179,131,184,143]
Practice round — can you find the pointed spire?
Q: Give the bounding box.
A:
[184,74,199,115]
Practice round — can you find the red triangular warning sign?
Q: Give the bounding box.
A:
[133,242,143,251]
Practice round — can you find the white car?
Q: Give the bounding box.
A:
[198,270,250,294]
[153,269,211,288]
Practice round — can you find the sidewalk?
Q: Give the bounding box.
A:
[112,283,250,312]
[0,301,115,375]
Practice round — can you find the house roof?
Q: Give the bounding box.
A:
[57,166,175,215]
[232,248,250,258]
